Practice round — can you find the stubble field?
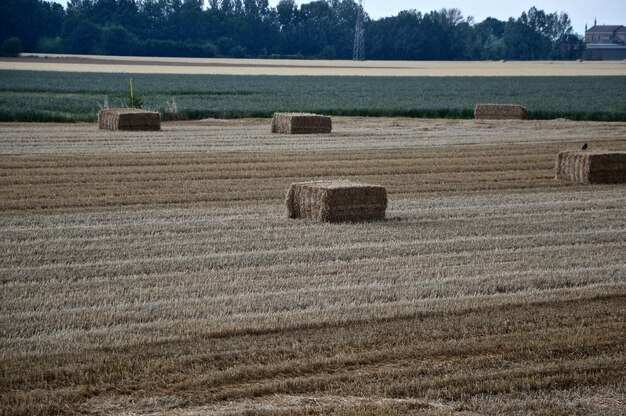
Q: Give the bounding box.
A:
[5,54,626,76]
[1,117,625,415]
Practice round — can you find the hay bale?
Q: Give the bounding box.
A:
[98,108,161,131]
[271,113,332,134]
[474,104,528,120]
[555,151,626,184]
[286,180,387,222]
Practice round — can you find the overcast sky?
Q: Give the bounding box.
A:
[52,0,626,35]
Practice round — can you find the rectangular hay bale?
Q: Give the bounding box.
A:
[555,151,626,184]
[271,112,332,134]
[474,104,528,120]
[286,180,387,222]
[98,108,161,131]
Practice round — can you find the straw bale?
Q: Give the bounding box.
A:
[98,108,161,131]
[474,104,528,120]
[286,180,387,222]
[271,113,332,134]
[555,151,626,184]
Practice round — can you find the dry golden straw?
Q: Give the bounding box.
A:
[1,119,626,415]
[474,104,529,120]
[271,112,332,134]
[286,180,387,222]
[98,108,161,131]
[7,55,626,76]
[555,150,626,184]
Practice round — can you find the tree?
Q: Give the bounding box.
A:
[101,25,137,55]
[220,0,234,15]
[61,17,101,53]
[549,12,583,59]
[0,0,587,61]
[276,0,297,28]
[554,33,584,60]
[483,34,505,60]
[0,0,65,51]
[36,36,63,53]
[39,1,66,41]
[475,17,506,39]
[138,0,168,39]
[216,36,237,55]
[367,11,427,60]
[228,44,246,57]
[1,37,23,57]
[434,8,464,28]
[319,44,336,59]
[502,7,580,60]
[168,0,205,42]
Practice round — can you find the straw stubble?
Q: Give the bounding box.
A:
[1,118,625,416]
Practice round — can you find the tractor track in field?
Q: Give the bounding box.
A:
[1,117,625,415]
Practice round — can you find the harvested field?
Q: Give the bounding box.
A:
[1,117,625,415]
[3,54,626,76]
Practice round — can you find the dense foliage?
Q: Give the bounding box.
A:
[0,0,584,60]
[1,70,624,122]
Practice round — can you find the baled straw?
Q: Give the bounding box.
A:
[271,112,332,134]
[474,104,528,120]
[286,180,387,222]
[98,108,161,131]
[555,151,626,184]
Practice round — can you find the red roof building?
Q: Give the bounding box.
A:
[584,24,626,60]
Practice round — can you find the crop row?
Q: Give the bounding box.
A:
[0,70,625,122]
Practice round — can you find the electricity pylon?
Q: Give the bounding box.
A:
[353,0,365,61]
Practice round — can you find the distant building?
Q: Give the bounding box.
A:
[585,25,626,43]
[584,24,626,60]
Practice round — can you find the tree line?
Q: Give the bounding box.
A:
[0,0,584,60]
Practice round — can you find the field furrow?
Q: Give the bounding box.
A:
[1,117,625,415]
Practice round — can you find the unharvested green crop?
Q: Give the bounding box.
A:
[0,70,624,122]
[127,78,142,109]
